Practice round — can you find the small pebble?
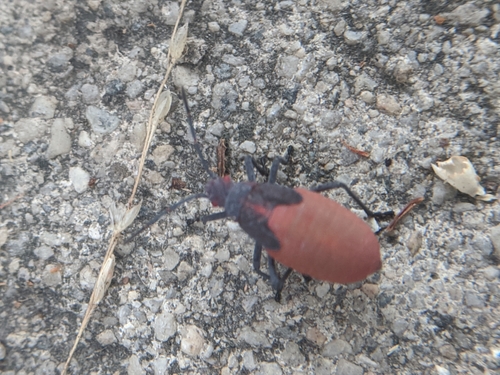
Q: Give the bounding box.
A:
[78,131,93,148]
[228,20,248,36]
[322,339,353,358]
[69,166,90,193]
[376,94,402,115]
[336,359,363,375]
[30,96,58,119]
[96,329,117,346]
[240,140,256,154]
[344,30,366,45]
[81,84,100,104]
[181,325,205,357]
[126,80,144,99]
[85,106,120,134]
[256,362,283,375]
[238,326,271,347]
[46,119,71,159]
[42,264,62,287]
[154,310,177,341]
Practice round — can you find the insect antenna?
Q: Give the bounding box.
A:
[125,192,207,242]
[181,88,217,179]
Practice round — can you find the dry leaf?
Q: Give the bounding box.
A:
[153,90,172,125]
[110,202,142,233]
[431,156,495,201]
[171,23,188,61]
[92,254,115,305]
[118,202,142,233]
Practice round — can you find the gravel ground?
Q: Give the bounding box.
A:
[1,0,500,374]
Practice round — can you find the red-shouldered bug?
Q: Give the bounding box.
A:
[127,89,394,301]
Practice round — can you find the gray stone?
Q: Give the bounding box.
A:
[173,65,199,88]
[42,264,62,286]
[0,100,10,113]
[211,82,238,115]
[154,310,177,341]
[464,291,485,308]
[336,359,363,375]
[378,30,391,45]
[344,30,366,45]
[180,325,205,357]
[239,140,256,154]
[439,344,457,360]
[208,22,220,32]
[322,339,353,358]
[0,342,5,360]
[256,362,282,375]
[280,342,305,367]
[96,329,117,345]
[128,354,142,375]
[315,357,334,375]
[176,261,194,281]
[30,96,58,119]
[228,20,248,36]
[376,94,401,115]
[354,73,378,94]
[392,318,409,336]
[490,224,500,259]
[47,52,71,71]
[78,130,93,148]
[242,350,257,371]
[118,63,137,82]
[152,357,168,375]
[86,106,120,134]
[431,180,456,205]
[163,248,180,271]
[276,55,300,79]
[484,266,500,280]
[320,110,342,129]
[222,54,245,66]
[238,326,271,347]
[126,80,144,99]
[447,3,490,26]
[471,235,493,257]
[34,245,54,260]
[334,19,347,36]
[81,84,100,104]
[162,1,179,25]
[79,264,97,290]
[152,144,175,165]
[69,166,90,193]
[46,119,71,159]
[14,118,47,143]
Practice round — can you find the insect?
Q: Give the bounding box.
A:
[127,89,394,300]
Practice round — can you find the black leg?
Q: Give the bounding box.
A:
[268,257,293,302]
[268,145,293,184]
[311,181,394,219]
[200,211,228,223]
[244,155,256,182]
[252,243,270,279]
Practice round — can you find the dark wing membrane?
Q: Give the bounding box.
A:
[249,183,303,206]
[238,204,281,250]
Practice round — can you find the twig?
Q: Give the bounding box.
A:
[386,197,425,232]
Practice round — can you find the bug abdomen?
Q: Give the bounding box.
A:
[266,188,381,284]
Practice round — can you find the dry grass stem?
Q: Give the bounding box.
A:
[62,0,188,373]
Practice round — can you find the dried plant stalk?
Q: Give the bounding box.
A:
[62,0,188,373]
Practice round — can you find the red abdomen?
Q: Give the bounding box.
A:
[266,188,381,284]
